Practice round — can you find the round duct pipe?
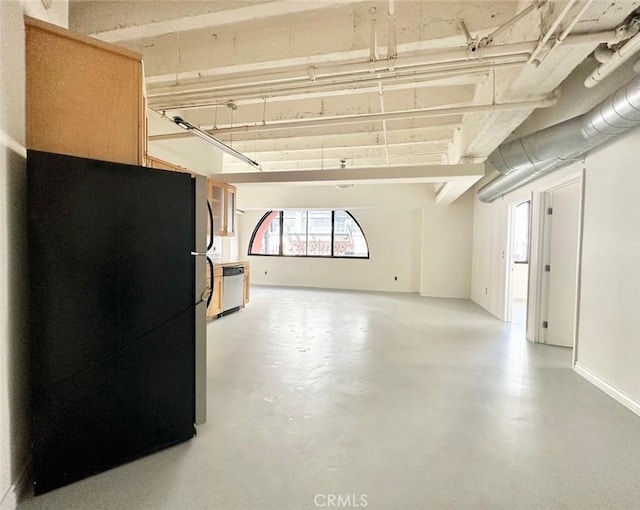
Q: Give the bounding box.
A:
[477,73,640,203]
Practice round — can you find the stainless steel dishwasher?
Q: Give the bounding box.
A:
[221,266,244,315]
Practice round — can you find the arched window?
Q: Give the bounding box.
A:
[248,210,369,258]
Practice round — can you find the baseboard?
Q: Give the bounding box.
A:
[253,282,418,293]
[419,292,470,299]
[0,461,31,510]
[574,362,640,417]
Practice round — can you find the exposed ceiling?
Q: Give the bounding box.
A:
[69,0,640,202]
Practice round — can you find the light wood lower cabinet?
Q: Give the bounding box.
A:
[243,267,250,306]
[206,265,223,319]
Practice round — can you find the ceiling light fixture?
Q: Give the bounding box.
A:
[171,115,260,169]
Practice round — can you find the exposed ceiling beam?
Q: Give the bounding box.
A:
[169,131,456,155]
[91,0,368,43]
[435,179,479,205]
[148,70,494,109]
[149,96,556,140]
[209,163,484,186]
[218,140,450,162]
[224,137,452,153]
[224,154,448,171]
[142,30,502,86]
[211,120,463,143]
[142,30,615,88]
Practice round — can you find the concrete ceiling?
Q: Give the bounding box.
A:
[69,0,640,202]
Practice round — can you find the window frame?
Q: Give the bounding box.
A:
[248,210,370,259]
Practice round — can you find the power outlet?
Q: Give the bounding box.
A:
[394,276,398,281]
[264,271,267,275]
[485,288,488,295]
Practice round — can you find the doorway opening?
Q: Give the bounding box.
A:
[506,199,531,335]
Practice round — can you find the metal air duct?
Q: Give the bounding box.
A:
[477,73,640,203]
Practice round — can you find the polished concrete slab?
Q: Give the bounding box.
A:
[18,287,640,509]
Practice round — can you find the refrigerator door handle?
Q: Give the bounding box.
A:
[206,200,214,251]
[206,256,214,307]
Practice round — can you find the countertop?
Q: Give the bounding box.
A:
[214,261,249,268]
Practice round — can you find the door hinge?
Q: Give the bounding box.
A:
[545,264,551,272]
[542,321,548,329]
[547,207,553,215]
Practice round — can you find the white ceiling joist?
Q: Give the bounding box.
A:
[148,70,496,109]
[91,0,369,42]
[209,163,484,186]
[149,96,556,140]
[205,131,456,153]
[220,140,450,160]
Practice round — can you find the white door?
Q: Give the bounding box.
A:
[542,180,581,347]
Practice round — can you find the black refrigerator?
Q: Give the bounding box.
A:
[27,150,209,494]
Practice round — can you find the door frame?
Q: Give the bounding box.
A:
[504,196,532,325]
[528,171,583,356]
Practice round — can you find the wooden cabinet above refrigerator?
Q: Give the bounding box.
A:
[25,16,146,166]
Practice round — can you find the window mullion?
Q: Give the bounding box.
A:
[279,211,283,256]
[305,210,309,256]
[330,210,335,257]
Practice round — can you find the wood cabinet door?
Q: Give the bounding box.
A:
[212,276,223,316]
[225,187,237,236]
[207,181,236,236]
[243,267,250,305]
[207,272,223,318]
[208,182,225,236]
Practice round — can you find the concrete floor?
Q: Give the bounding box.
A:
[18,287,640,510]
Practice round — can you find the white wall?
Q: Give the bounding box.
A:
[471,128,640,412]
[240,207,423,292]
[147,109,223,176]
[236,183,433,210]
[575,129,640,410]
[1,3,68,508]
[236,183,473,296]
[512,264,528,300]
[420,191,473,298]
[210,225,240,263]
